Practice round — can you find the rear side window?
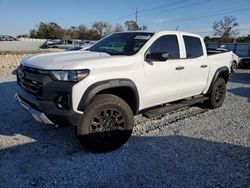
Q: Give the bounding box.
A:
[183,36,203,58]
[148,35,180,59]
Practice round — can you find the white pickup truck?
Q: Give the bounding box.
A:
[16,31,233,152]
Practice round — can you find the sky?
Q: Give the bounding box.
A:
[0,0,250,37]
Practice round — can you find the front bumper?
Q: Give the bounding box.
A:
[15,94,54,125]
[16,84,82,126]
[16,65,82,126]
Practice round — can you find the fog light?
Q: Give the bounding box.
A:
[55,93,70,109]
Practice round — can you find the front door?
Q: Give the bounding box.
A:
[142,34,186,108]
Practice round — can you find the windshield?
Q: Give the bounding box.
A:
[88,32,154,55]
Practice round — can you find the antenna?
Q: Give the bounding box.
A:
[175,25,179,31]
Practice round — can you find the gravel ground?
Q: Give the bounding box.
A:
[0,69,249,188]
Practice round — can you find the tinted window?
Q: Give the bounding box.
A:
[89,32,154,55]
[183,36,203,58]
[148,35,180,59]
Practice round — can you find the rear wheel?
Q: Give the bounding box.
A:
[206,77,226,109]
[77,94,134,153]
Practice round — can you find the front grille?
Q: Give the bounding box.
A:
[18,77,42,95]
[17,66,44,96]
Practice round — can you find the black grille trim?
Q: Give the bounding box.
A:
[17,66,44,97]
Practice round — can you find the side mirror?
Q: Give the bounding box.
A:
[146,52,169,61]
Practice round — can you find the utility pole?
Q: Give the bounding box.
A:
[175,25,179,31]
[135,7,138,24]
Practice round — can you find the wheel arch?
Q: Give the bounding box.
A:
[206,66,229,95]
[77,79,140,115]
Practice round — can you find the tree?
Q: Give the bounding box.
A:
[30,22,63,39]
[235,34,250,43]
[124,21,148,31]
[204,36,210,42]
[85,29,101,40]
[114,23,124,32]
[78,24,87,39]
[29,20,147,40]
[63,25,88,40]
[213,16,239,40]
[140,25,148,30]
[92,21,112,37]
[203,36,226,42]
[67,26,79,39]
[124,21,139,31]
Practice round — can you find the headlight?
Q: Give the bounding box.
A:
[50,69,90,82]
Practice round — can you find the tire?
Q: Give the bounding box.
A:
[77,94,134,153]
[207,77,226,109]
[231,61,237,72]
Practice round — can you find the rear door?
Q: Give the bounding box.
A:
[180,35,209,97]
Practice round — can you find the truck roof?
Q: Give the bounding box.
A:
[115,30,201,38]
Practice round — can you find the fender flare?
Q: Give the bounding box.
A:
[77,79,139,113]
[206,66,229,95]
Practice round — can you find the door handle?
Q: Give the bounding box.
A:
[175,66,184,70]
[200,64,208,68]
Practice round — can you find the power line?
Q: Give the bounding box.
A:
[139,0,212,18]
[141,3,250,27]
[108,0,195,23]
[166,5,250,24]
[108,14,134,23]
[108,1,250,29]
[139,0,191,15]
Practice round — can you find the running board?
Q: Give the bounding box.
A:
[142,96,209,118]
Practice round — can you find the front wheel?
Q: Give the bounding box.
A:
[206,77,226,109]
[77,94,134,153]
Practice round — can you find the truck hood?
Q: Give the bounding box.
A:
[21,51,112,70]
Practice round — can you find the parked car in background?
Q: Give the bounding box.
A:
[46,39,62,46]
[65,41,97,51]
[0,35,17,41]
[207,48,239,72]
[238,57,250,68]
[46,39,71,49]
[42,39,97,50]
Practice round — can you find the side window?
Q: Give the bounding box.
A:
[148,35,180,59]
[183,36,203,58]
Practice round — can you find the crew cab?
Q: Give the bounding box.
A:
[16,31,232,152]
